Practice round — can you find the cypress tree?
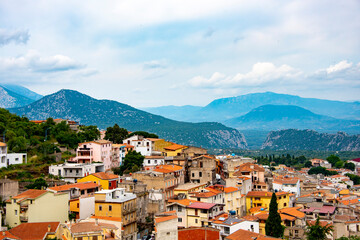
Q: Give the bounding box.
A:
[265,192,284,237]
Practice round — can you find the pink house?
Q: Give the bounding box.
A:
[74,140,113,170]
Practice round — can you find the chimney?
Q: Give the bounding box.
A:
[95,218,99,226]
[48,224,51,232]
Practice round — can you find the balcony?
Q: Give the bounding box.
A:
[123,207,137,215]
[20,216,28,222]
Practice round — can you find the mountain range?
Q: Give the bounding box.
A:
[0,84,42,109]
[9,89,248,149]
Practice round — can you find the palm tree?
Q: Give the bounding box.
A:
[305,216,333,240]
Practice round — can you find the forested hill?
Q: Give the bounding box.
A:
[262,129,360,151]
[9,89,248,149]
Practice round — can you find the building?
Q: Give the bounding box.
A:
[310,158,331,168]
[224,187,246,216]
[219,156,255,178]
[48,181,100,199]
[0,222,61,240]
[6,189,69,227]
[123,135,154,156]
[186,202,224,228]
[94,188,137,240]
[49,162,104,183]
[0,178,19,201]
[178,227,220,240]
[233,163,266,191]
[174,182,207,199]
[154,211,178,240]
[167,199,200,228]
[225,229,280,240]
[245,191,290,213]
[143,156,165,170]
[61,221,118,240]
[73,140,113,170]
[163,144,188,157]
[272,176,301,197]
[0,142,27,168]
[77,172,119,190]
[188,186,225,205]
[189,155,217,184]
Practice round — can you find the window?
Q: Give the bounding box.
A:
[201,209,207,214]
[224,227,230,234]
[99,205,102,211]
[178,218,182,222]
[199,172,202,177]
[15,158,19,161]
[78,237,83,240]
[92,237,98,240]
[30,200,33,204]
[192,173,195,177]
[284,203,287,207]
[148,160,150,164]
[255,197,260,201]
[200,162,203,168]
[15,210,18,215]
[109,205,112,211]
[178,206,182,212]
[13,199,16,203]
[77,203,79,208]
[195,219,198,223]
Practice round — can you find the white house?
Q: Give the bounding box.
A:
[211,214,259,238]
[143,156,165,170]
[123,135,154,156]
[49,162,105,183]
[0,142,27,168]
[272,177,301,197]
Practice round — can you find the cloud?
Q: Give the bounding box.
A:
[143,60,168,70]
[326,60,352,74]
[313,60,360,85]
[0,29,30,46]
[188,62,302,88]
[0,50,84,72]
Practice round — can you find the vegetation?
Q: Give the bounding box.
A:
[128,131,158,139]
[25,178,48,189]
[336,236,360,240]
[308,167,337,176]
[305,216,333,240]
[104,124,128,144]
[345,174,360,185]
[265,193,284,238]
[113,150,144,175]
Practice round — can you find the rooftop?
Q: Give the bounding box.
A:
[6,222,60,240]
[188,202,217,210]
[48,182,99,192]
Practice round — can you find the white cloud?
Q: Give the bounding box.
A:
[0,29,29,46]
[326,60,353,74]
[0,50,84,72]
[188,62,302,88]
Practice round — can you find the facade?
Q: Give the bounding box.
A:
[77,172,119,190]
[233,163,266,191]
[61,221,118,240]
[49,162,104,183]
[224,187,246,216]
[154,212,178,240]
[174,182,207,199]
[74,140,113,170]
[69,196,95,220]
[189,155,217,184]
[48,181,100,199]
[272,177,301,197]
[94,188,137,240]
[6,189,69,228]
[143,156,165,170]
[123,135,154,156]
[0,142,27,168]
[245,191,290,213]
[0,178,19,201]
[186,202,224,227]
[163,144,188,157]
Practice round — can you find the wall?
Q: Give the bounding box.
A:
[80,196,95,220]
[156,218,178,240]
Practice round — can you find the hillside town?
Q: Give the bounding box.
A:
[0,128,360,240]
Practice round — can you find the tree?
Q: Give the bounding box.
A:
[128,131,158,139]
[334,160,344,169]
[305,160,312,168]
[265,192,284,238]
[78,125,100,142]
[114,150,144,175]
[25,178,48,189]
[305,216,333,240]
[327,155,341,167]
[104,124,128,143]
[336,236,360,240]
[344,162,355,171]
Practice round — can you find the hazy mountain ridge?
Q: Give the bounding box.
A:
[0,86,36,108]
[9,89,248,149]
[262,129,360,151]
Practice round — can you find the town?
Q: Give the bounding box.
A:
[0,118,359,240]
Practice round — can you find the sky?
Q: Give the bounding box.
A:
[0,0,360,107]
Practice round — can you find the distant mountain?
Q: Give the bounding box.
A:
[145,92,360,122]
[2,84,42,101]
[142,105,202,122]
[262,129,360,151]
[9,89,247,149]
[0,85,36,108]
[224,105,360,133]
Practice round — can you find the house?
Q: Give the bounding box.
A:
[233,163,266,191]
[6,189,69,227]
[163,144,188,157]
[218,156,255,178]
[69,196,95,220]
[272,176,301,197]
[0,222,61,240]
[73,140,113,170]
[0,142,27,168]
[186,202,225,227]
[112,144,127,167]
[178,227,220,240]
[49,162,105,183]
[166,199,200,228]
[123,135,154,156]
[224,187,246,216]
[225,229,280,240]
[189,186,225,205]
[245,191,290,213]
[61,221,118,240]
[174,182,207,199]
[94,188,137,240]
[210,213,259,238]
[143,156,165,170]
[154,211,178,240]
[77,172,119,190]
[189,155,217,184]
[310,158,331,168]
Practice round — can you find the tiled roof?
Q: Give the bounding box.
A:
[192,155,215,160]
[154,165,183,173]
[339,198,360,205]
[155,215,177,224]
[273,177,299,185]
[69,222,102,233]
[190,191,216,198]
[279,207,305,219]
[92,172,119,180]
[164,144,187,151]
[235,162,265,172]
[145,156,165,159]
[48,182,99,192]
[224,187,239,193]
[0,142,6,147]
[307,220,333,227]
[178,227,220,240]
[0,231,20,240]
[168,199,200,206]
[12,189,47,201]
[241,215,259,221]
[246,191,288,198]
[225,229,279,240]
[188,202,216,210]
[8,222,60,240]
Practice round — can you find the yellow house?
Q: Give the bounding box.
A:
[94,188,137,240]
[61,221,118,240]
[246,191,290,214]
[174,182,207,198]
[147,138,173,152]
[186,202,224,227]
[77,172,119,190]
[6,189,69,228]
[163,144,188,157]
[224,187,246,216]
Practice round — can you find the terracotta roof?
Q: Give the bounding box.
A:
[178,227,220,240]
[226,229,279,240]
[48,182,100,192]
[273,177,299,185]
[190,191,216,198]
[164,144,187,151]
[168,199,200,206]
[249,206,267,213]
[246,191,288,198]
[0,142,6,147]
[91,172,119,180]
[307,220,333,227]
[188,202,216,210]
[12,189,47,201]
[69,222,102,233]
[0,231,20,240]
[224,187,239,193]
[8,222,60,240]
[279,207,305,218]
[339,198,360,205]
[155,215,177,224]
[154,165,183,173]
[235,162,265,173]
[241,215,259,221]
[146,138,163,141]
[192,155,215,160]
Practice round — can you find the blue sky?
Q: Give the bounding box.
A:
[0,0,360,107]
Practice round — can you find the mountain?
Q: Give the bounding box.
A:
[144,92,360,122]
[0,85,37,108]
[2,84,42,101]
[142,105,202,122]
[224,105,360,133]
[9,89,247,149]
[261,129,360,151]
